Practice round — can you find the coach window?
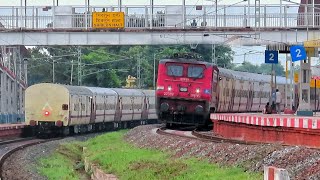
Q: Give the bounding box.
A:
[167,65,183,77]
[188,66,204,78]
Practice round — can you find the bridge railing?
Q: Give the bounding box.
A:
[0,4,319,30]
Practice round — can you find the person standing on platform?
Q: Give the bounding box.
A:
[275,89,282,114]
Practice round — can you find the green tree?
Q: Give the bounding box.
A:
[193,44,234,68]
[27,44,235,88]
[233,61,260,73]
[232,61,285,76]
[258,63,285,76]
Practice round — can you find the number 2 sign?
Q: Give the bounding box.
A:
[265,50,279,64]
[290,45,307,62]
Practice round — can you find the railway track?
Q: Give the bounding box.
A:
[157,127,259,145]
[191,130,259,145]
[0,137,61,179]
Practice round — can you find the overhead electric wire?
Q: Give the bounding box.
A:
[83,68,129,77]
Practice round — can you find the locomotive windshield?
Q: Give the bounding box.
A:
[167,65,183,77]
[188,66,204,78]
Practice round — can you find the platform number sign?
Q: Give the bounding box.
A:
[290,45,307,62]
[265,50,278,64]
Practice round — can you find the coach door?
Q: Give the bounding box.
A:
[90,96,95,124]
[211,69,219,111]
[115,97,122,122]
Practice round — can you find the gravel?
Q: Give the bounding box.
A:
[124,125,320,180]
[1,133,103,180]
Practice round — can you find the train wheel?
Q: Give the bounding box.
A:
[166,123,174,128]
[200,114,212,131]
[62,127,70,136]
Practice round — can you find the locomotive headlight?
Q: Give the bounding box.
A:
[195,105,204,113]
[168,86,172,91]
[196,88,200,93]
[157,86,164,90]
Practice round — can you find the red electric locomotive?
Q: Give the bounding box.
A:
[156,53,219,127]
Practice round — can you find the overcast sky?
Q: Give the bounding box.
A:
[1,0,301,6]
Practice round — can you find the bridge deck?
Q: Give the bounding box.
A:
[1,4,320,45]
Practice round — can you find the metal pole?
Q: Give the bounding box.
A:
[52,0,55,29]
[182,0,186,29]
[78,47,82,86]
[280,0,283,27]
[248,0,250,26]
[285,55,288,108]
[57,0,58,6]
[20,0,23,28]
[150,0,153,29]
[88,0,90,12]
[23,58,28,86]
[215,0,218,28]
[211,44,214,63]
[312,0,315,27]
[52,59,55,83]
[315,78,316,111]
[118,0,122,12]
[85,0,88,29]
[137,55,141,88]
[275,64,277,92]
[213,44,216,65]
[24,0,27,28]
[291,61,294,109]
[70,59,74,85]
[153,54,156,90]
[270,64,274,105]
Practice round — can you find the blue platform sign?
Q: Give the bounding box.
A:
[265,50,278,64]
[290,45,307,62]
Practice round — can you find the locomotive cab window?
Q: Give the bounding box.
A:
[167,65,183,77]
[188,66,204,78]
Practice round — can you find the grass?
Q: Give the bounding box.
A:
[38,130,262,180]
[38,142,87,180]
[38,153,80,180]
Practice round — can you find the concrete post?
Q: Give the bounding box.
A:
[297,48,314,115]
[264,166,290,180]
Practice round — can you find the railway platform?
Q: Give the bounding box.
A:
[0,123,25,138]
[211,113,320,148]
